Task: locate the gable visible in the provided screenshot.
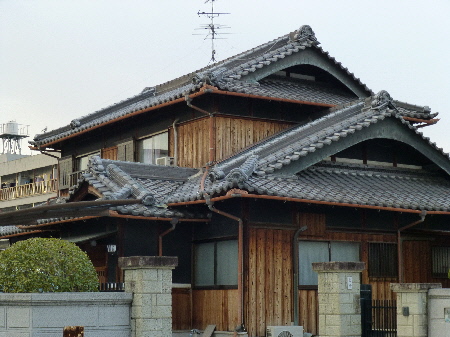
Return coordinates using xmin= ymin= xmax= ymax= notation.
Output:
xmin=238 ymin=47 xmax=369 ymax=98
xmin=205 ymin=91 xmax=450 ymax=181
xmin=276 ymin=116 xmax=450 ymax=176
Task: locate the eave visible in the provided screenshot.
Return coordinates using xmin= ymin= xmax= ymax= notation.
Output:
xmin=32 ymin=85 xmax=337 ymax=150
xmin=168 ymin=193 xmax=450 ymax=215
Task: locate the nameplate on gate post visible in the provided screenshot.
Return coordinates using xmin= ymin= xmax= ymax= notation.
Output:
xmin=63 ymin=326 xmax=84 ymax=337
xmin=347 ymin=276 xmax=353 ymax=290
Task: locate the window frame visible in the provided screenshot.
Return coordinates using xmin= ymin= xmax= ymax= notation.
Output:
xmin=76 ymin=151 xmax=101 ymax=172
xmin=136 ymin=131 xmax=169 ymax=165
xmin=193 ymin=238 xmax=238 ymax=290
xmin=368 ymin=242 xmax=398 ymax=279
xmin=431 ymin=246 xmax=450 ymax=278
xmin=298 ymin=240 xmax=361 ymax=288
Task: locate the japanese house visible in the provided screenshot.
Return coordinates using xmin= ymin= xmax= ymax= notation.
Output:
xmin=1 ymin=25 xmax=450 ymax=336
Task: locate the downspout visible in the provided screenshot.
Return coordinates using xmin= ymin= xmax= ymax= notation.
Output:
xmin=158 ymin=218 xmax=179 ymax=256
xmin=185 ymin=94 xmax=215 ymax=164
xmin=172 ymin=119 xmax=180 ymax=166
xmin=397 ymin=210 xmax=426 ymax=282
xmin=207 ymin=199 xmax=245 ymax=332
xmin=292 ymin=226 xmax=308 ymax=326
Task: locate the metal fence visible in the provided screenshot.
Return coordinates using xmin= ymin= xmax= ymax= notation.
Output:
xmin=371 ymin=299 xmax=397 ymax=337
xmin=361 ymin=284 xmax=397 ymax=337
xmin=98 ymin=282 xmax=125 ymax=292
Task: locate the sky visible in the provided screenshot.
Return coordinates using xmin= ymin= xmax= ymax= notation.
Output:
xmin=1 ymin=0 xmax=449 ymax=155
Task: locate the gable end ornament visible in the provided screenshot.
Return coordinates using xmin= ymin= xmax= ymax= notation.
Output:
xmin=369 ymin=90 xmax=396 ymax=110
xmin=225 ymin=154 xmax=259 ymax=183
xmin=289 ymin=25 xmax=319 ymax=45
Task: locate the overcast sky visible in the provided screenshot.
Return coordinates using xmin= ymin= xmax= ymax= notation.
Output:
xmin=1 ymin=0 xmax=449 ymax=155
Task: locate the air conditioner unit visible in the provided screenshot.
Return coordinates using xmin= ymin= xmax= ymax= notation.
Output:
xmin=266 ymin=326 xmax=303 ymax=337
xmin=155 ymin=156 xmax=174 ymax=166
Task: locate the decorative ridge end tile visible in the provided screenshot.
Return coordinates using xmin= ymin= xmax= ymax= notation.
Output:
xmin=225 ymin=154 xmax=259 ymax=183
xmin=288 ymin=25 xmax=320 ymax=46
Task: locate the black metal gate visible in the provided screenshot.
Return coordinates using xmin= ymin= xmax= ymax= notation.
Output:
xmin=361 ymin=284 xmax=397 ymax=337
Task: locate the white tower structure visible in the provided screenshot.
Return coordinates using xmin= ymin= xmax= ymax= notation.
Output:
xmin=0 ymin=121 xmax=29 ymax=155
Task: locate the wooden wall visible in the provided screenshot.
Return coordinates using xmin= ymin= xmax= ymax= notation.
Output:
xmin=169 ymin=116 xmax=293 ymax=168
xmin=294 ymin=213 xmax=399 ymax=335
xmin=192 ymin=289 xmax=239 ymax=332
xmin=246 ymin=227 xmax=294 ymax=337
xmin=298 ymin=290 xmax=318 ymax=335
xmin=172 ymin=211 xmax=450 ymax=336
xmin=403 ymin=239 xmax=450 ymax=288
xmin=172 ymin=287 xmax=192 ymax=330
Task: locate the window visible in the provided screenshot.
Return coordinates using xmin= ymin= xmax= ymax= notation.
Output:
xmin=136 ymin=132 xmax=168 ymax=165
xmin=194 ymin=240 xmax=238 ymax=288
xmin=368 ymin=242 xmax=397 ymax=278
xmin=299 ymin=241 xmax=360 ymax=286
xmin=77 ymin=152 xmax=100 ymax=171
xmin=432 ymin=246 xmax=450 ymax=278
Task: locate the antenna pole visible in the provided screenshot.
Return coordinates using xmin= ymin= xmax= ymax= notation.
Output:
xmin=196 ymin=0 xmax=230 ymax=63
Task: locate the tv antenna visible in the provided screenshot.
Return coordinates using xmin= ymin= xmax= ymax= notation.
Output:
xmin=196 ymin=0 xmax=230 ymax=63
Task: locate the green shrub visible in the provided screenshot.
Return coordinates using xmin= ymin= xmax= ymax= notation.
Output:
xmin=0 ymin=238 xmax=99 ymax=293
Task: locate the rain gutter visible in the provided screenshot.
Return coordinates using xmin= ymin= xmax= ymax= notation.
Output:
xmin=0 ymin=230 xmax=44 ymax=239
xmin=33 ymin=89 xmax=209 ymax=149
xmin=168 ymin=193 xmax=450 ymax=215
xmin=16 ymin=216 xmax=102 ymax=229
xmin=33 ymin=84 xmax=336 ymax=151
xmin=108 ymin=211 xmax=210 ymax=222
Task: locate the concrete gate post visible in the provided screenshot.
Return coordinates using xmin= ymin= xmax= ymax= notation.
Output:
xmin=312 ymin=261 xmax=365 ymax=337
xmin=119 ymin=256 xmax=178 ymax=337
xmin=390 ymin=283 xmax=441 ymax=337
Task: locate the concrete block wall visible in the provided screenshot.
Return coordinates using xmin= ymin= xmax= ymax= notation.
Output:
xmin=119 ymin=256 xmax=178 ymax=337
xmin=0 ymin=292 xmax=132 ymax=337
xmin=313 ymin=261 xmax=365 ymax=337
xmin=427 ymin=288 xmax=450 ymax=337
xmin=391 ymin=283 xmax=441 ymax=337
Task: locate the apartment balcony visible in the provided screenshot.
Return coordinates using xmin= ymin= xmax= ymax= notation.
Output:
xmin=0 ymin=179 xmax=58 ymax=202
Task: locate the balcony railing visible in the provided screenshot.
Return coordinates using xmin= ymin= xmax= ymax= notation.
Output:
xmin=66 ymin=170 xmax=85 ymax=190
xmin=0 ymin=179 xmax=58 ymax=201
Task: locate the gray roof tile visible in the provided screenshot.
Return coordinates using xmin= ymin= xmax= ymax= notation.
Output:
xmin=31 ymin=25 xmax=375 ymax=147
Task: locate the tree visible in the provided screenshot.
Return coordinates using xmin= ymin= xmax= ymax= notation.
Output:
xmin=0 ymin=238 xmax=99 ymax=293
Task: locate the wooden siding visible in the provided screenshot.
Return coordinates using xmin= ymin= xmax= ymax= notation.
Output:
xmin=246 ymin=228 xmax=294 ymax=337
xmin=403 ymin=239 xmax=450 ymax=288
xmin=298 ymin=290 xmax=318 ymax=335
xmin=170 ymin=116 xmax=293 ymax=168
xmin=294 ymin=213 xmax=399 ymax=334
xmin=192 ymin=289 xmax=238 ymax=332
xmin=172 ymin=287 xmax=192 ymax=330
xmin=101 ymin=146 xmax=118 ymax=160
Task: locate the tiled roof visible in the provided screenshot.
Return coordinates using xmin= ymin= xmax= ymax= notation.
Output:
xmin=70 ymin=157 xmax=205 ymax=218
xmin=221 ymin=77 xmax=357 ymax=106
xmin=31 ymin=25 xmax=375 ymax=147
xmin=0 ymin=225 xmax=32 ymax=236
xmin=245 ymin=162 xmax=450 ymax=211
xmin=164 ymin=91 xmax=450 ymax=213
xmin=206 ymin=91 xmax=448 ymax=179
xmin=11 ymin=89 xmax=450 ymax=234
